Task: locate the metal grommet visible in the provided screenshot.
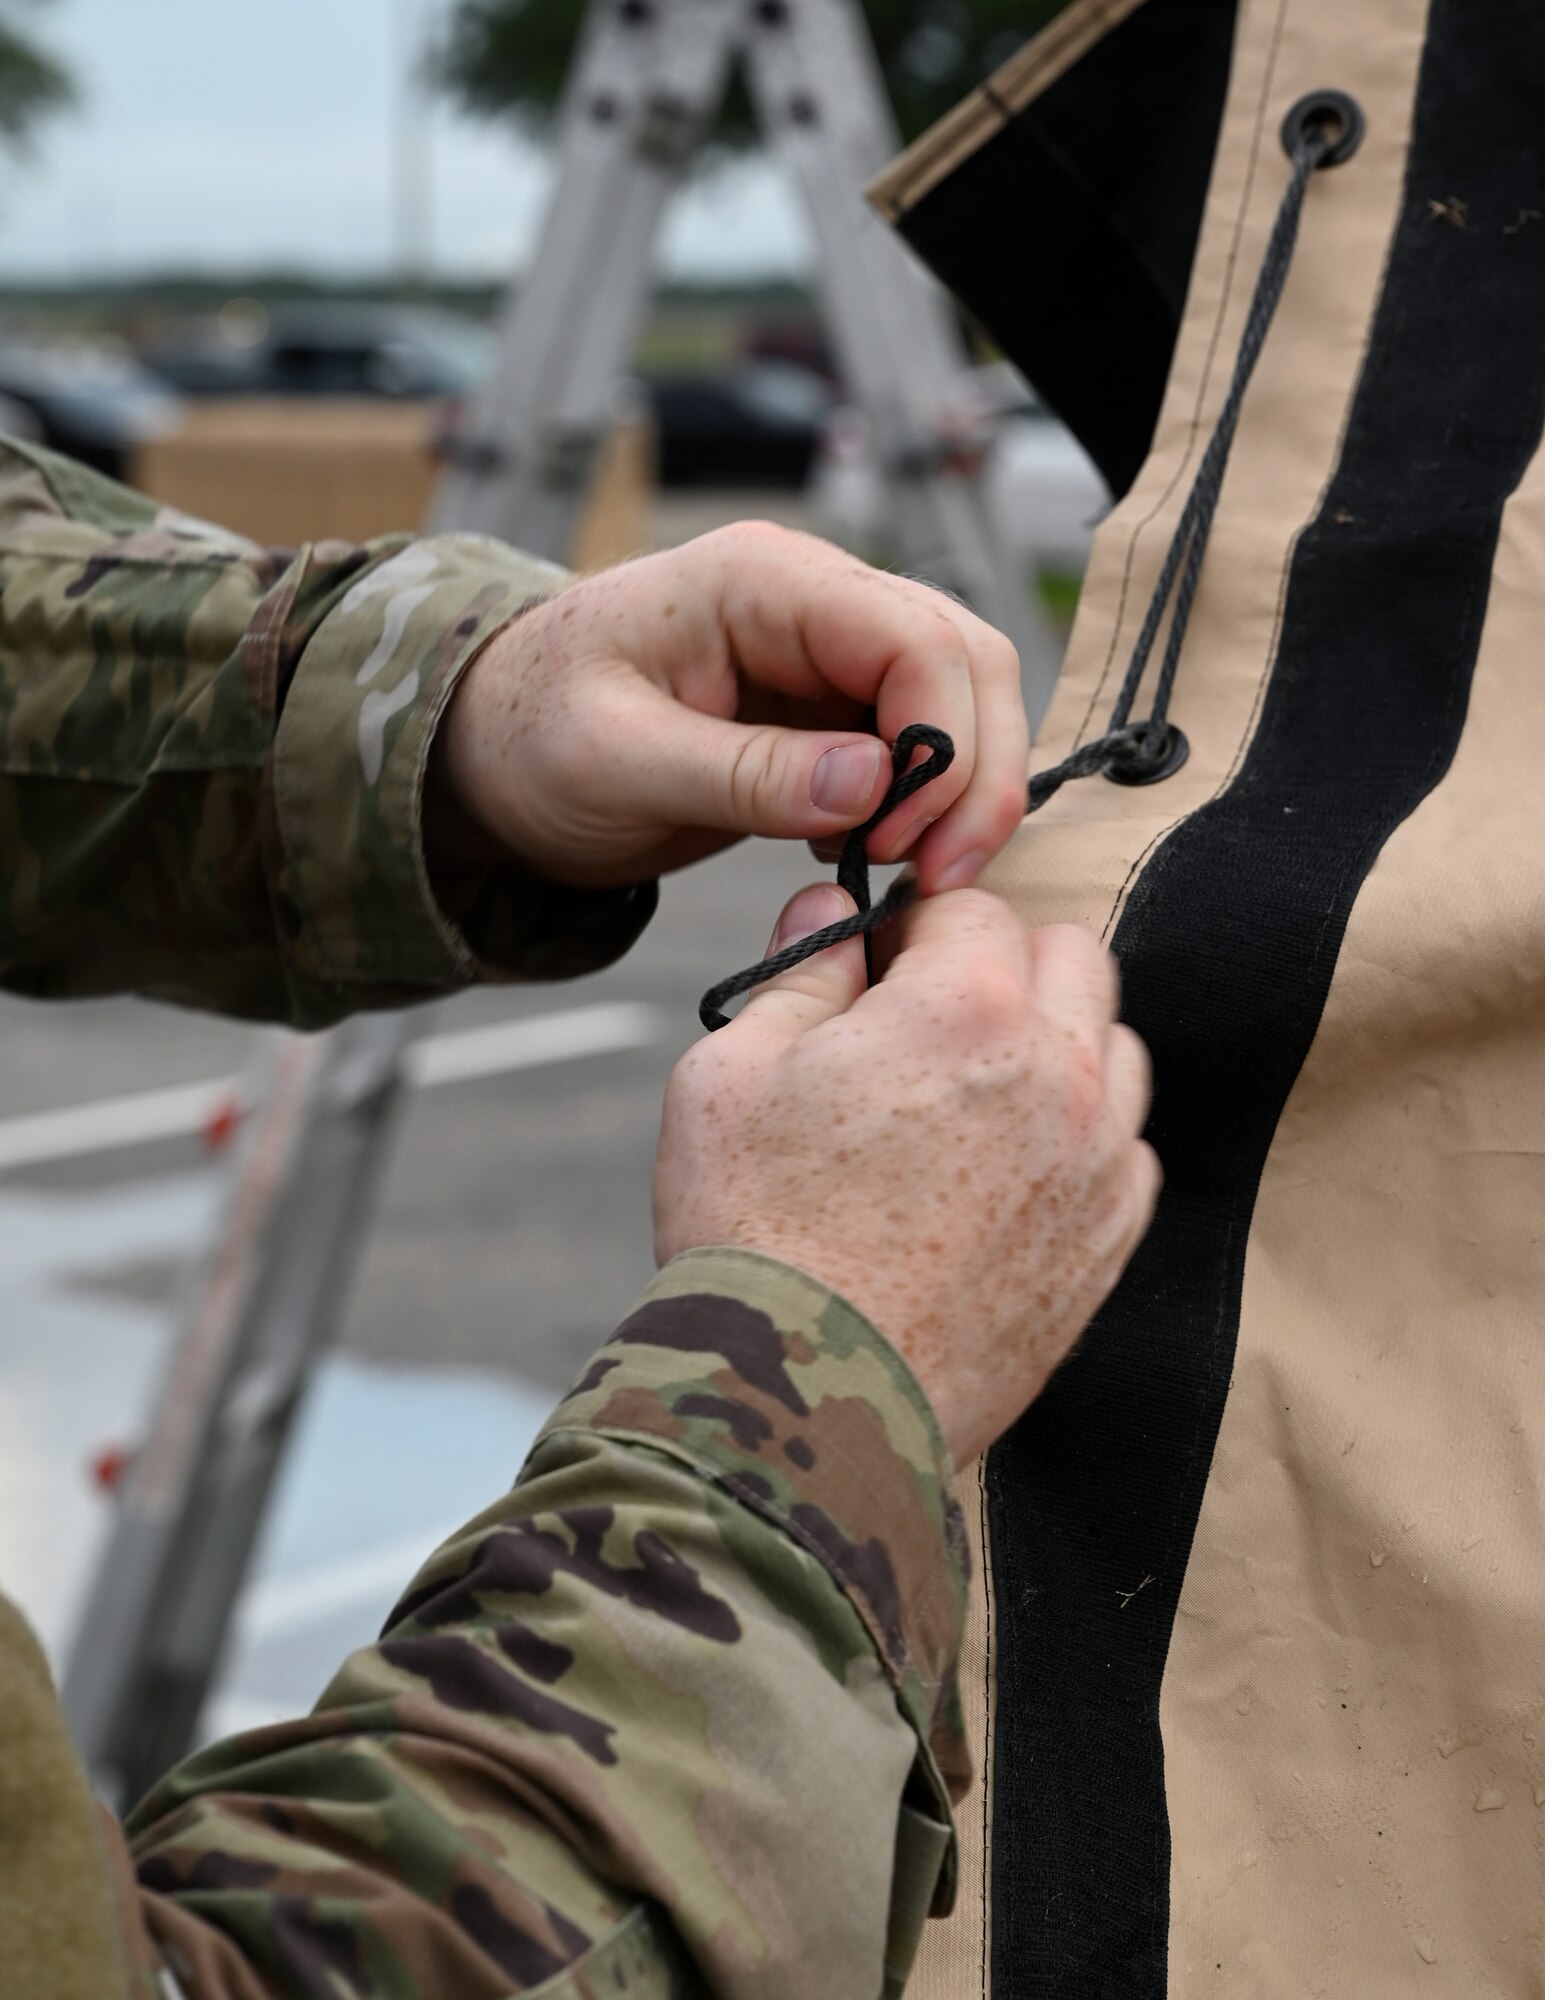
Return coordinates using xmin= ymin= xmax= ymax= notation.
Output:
xmin=1105 ymin=723 xmax=1191 ymax=787
xmin=1281 ymin=89 xmax=1365 ymax=168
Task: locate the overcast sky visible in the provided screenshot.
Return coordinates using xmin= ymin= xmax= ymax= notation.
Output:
xmin=0 ymin=0 xmax=812 ymax=282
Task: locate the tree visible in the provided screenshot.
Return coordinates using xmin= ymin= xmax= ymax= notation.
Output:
xmin=0 ymin=1 xmax=72 ymax=155
xmin=432 ymin=0 xmax=1066 ymax=150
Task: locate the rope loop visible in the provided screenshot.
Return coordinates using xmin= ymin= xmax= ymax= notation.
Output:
xmin=698 ymin=724 xmax=952 ymax=1030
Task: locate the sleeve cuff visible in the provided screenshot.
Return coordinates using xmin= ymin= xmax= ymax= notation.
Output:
xmin=272 ymin=532 xmax=654 ymax=1000
xmin=532 ymin=1246 xmax=971 ymax=1874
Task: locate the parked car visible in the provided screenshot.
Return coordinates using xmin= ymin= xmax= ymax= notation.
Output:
xmin=643 ymin=360 xmax=833 ymax=488
xmin=812 ymin=361 xmax=1108 ymax=578
xmin=0 ymin=343 xmax=182 ymax=479
xmin=143 ymin=305 xmax=496 ymax=404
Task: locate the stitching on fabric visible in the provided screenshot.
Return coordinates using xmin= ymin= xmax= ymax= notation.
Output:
xmin=1004 ymin=0 xmax=1132 ymax=104
xmin=1097 ymin=529 xmax=1280 ymax=944
xmin=1068 ymin=0 xmax=1290 ymax=756
xmin=1215 ymin=165 xmax=1409 ymax=799
xmin=1098 ymin=818 xmax=1181 ymax=944
xmin=1106 ymin=31 xmax=1401 ymax=941
xmin=878 ymin=0 xmax=1139 ymax=213
xmin=1097 ymin=487 xmax=1286 ymax=944
xmin=1118 ymin=5 xmax=1291 ymax=1973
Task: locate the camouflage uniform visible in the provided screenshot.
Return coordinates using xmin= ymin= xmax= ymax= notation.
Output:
xmin=0 ymin=439 xmax=968 ymax=1999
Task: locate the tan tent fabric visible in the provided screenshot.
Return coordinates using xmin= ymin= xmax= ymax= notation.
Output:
xmin=1162 ymin=479 xmax=1545 ymax=1992
xmin=898 ymin=0 xmax=1545 ymax=1990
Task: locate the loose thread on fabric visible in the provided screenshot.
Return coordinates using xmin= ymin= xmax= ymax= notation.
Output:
xmin=700 ymin=117 xmax=1332 ymax=1033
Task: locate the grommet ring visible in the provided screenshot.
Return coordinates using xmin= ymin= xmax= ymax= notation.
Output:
xmin=1105 ymin=722 xmax=1191 ymax=787
xmin=1281 ymin=89 xmax=1365 ymax=168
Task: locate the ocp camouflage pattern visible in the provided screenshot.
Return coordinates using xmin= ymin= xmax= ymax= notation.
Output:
xmin=0 ymin=436 xmax=653 ymax=1028
xmin=124 ymin=1251 xmax=966 ymax=1998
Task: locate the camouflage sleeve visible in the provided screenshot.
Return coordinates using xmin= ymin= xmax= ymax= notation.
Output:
xmin=0 ymin=436 xmax=655 ymax=1026
xmin=120 ymin=1248 xmax=970 ymax=2000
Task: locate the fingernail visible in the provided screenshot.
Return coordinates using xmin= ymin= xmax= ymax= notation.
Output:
xmin=771 ymin=884 xmax=848 ymax=951
xmin=934 ymin=846 xmax=988 ymax=893
xmin=811 ymin=741 xmax=884 ymax=816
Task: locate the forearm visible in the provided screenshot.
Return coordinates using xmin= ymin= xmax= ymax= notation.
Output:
xmin=120 ymin=1250 xmax=969 ymax=1999
xmin=0 ymin=438 xmax=653 ymax=1026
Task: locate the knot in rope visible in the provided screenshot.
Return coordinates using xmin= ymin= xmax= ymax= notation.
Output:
xmin=698 ymin=723 xmax=953 ymax=1030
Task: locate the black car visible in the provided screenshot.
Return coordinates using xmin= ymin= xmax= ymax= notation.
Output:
xmin=0 ymin=344 xmax=182 ymax=479
xmin=643 ymin=361 xmax=833 ymax=487
xmin=144 ymin=306 xmax=496 ymax=403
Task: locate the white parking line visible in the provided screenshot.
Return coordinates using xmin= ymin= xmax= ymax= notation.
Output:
xmin=0 ymin=1079 xmax=234 ymax=1175
xmin=0 ymin=1001 xmax=663 ymax=1175
xmin=402 ymin=1003 xmax=659 ymax=1089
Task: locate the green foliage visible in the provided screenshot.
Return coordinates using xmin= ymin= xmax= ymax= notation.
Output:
xmin=0 ymin=2 xmax=73 ymax=154
xmin=432 ymin=0 xmax=1068 ymax=148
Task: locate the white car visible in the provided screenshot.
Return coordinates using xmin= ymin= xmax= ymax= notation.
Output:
xmin=811 ymin=361 xmax=1108 ymax=581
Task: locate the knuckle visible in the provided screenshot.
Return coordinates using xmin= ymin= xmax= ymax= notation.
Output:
xmin=725 ymin=723 xmax=789 ymax=820
xmin=911 ymin=574 xmax=969 ymax=611
xmin=990 ymin=780 xmax=1030 ymax=844
xmin=948 ymin=957 xmax=1026 ymax=1040
xmin=717 ymin=517 xmax=798 ymax=559
xmin=919 ymin=593 xmax=968 ymax=645
xmin=970 ymin=625 xmax=1020 ymax=686
xmin=1036 ymin=919 xmax=1099 ymax=957
xmin=1046 ymin=922 xmax=1119 ymax=1006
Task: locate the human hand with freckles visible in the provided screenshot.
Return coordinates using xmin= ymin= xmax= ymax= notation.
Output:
xmin=654 ymin=884 xmax=1161 ymax=1467
xmin=428 ymin=520 xmax=1028 ymax=895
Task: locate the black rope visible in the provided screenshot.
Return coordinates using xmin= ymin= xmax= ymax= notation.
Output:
xmin=700 ymin=118 xmax=1334 ymax=1032
xmin=699 ymin=724 xmax=953 ymax=1030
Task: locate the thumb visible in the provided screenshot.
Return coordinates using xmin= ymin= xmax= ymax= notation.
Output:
xmin=729 ymin=884 xmax=868 ymax=1046
xmin=616 ymin=679 xmax=889 ymax=841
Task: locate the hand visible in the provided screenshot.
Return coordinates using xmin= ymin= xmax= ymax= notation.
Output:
xmin=431 ymin=522 xmax=1028 ymax=894
xmin=654 ymin=885 xmax=1160 ymax=1467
